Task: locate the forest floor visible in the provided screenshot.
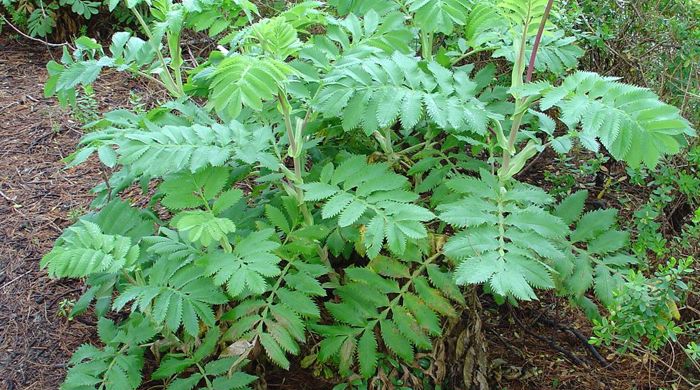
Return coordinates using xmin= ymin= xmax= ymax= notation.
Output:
xmin=0 ymin=38 xmax=136 ymax=389
xmin=0 ymin=38 xmax=695 ymax=389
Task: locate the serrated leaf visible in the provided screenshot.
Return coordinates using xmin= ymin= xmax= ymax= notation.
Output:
xmin=317 ymin=336 xmax=345 ymax=363
xmin=167 ymin=374 xmax=203 ymax=390
xmin=544 ymin=71 xmax=694 ymax=168
xmin=265 ymin=205 xmax=291 ymax=233
xmin=302 ymin=182 xmax=339 ymax=201
xmin=506 ymin=209 xmax=568 ymax=238
xmin=152 ymin=355 xmax=195 ymax=380
xmin=358 ymin=329 xmax=378 ymax=378
xmin=426 ymin=264 xmax=464 ymax=304
xmin=209 ymin=56 xmax=293 ymax=121
xmin=213 ymin=189 xmax=243 ymax=215
xmin=403 ymin=293 xmax=441 ymax=335
xmin=193 ymin=327 xmax=220 ymax=362
xmin=276 ymin=287 xmax=319 ymax=318
xmin=392 ymin=306 xmax=432 ymax=350
xmin=338 ymin=336 xmax=356 ymax=374
xmin=172 ymin=211 xmax=236 ymax=247
xmin=211 ymin=372 xmax=258 ymax=389
xmin=160 ymin=167 xmax=230 ymax=211
xmin=338 ymin=200 xmax=367 ymax=227
xmin=554 ymin=190 xmax=588 ymax=225
xmin=380 ymin=320 xmax=413 ymax=361
xmin=260 ymin=333 xmax=290 ymax=369
xmin=571 ymin=209 xmax=617 ymax=243
xmin=322 ymin=193 xmax=354 ymax=219
xmin=267 ymin=322 xmax=300 ymax=355
xmin=565 ymin=256 xmax=594 ymax=296
xmin=368 ymin=256 xmax=410 ymax=278
xmin=587 ymin=230 xmax=629 ymax=254
xmin=490 ymin=267 xmax=537 ymax=301
xmin=593 ymin=264 xmax=622 ymax=307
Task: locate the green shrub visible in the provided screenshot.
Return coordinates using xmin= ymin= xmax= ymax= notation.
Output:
xmin=591 ymin=257 xmax=693 ymax=352
xmin=40 ymin=0 xmax=696 ymax=388
xmin=1 ymin=0 xmax=120 ymax=38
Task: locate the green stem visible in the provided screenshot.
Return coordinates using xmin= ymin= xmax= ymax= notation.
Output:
xmin=168 ymin=31 xmax=184 ymax=92
xmin=501 ymin=109 xmax=527 ymax=172
xmin=397 ymin=140 xmax=434 ymax=155
xmin=383 ymin=127 xmax=394 ymax=154
xmin=372 ymin=128 xmax=398 ymax=162
xmin=377 ymin=252 xmax=442 ymax=322
xmin=511 ymin=11 xmax=531 ymax=90
xmin=99 ymin=345 xmax=130 ymax=389
xmin=219 ymin=238 xmax=233 ymax=253
xmin=451 ymin=46 xmax=497 ymax=66
xmin=134 ymin=70 xmax=168 ymax=89
xmin=497 ymin=192 xmax=507 ymax=258
xmin=196 ymin=362 xmax=214 ymax=389
xmin=264 ymin=263 xmax=293 ymax=308
xmin=121 ymin=269 xmax=139 ymax=286
xmin=131 ymin=8 xmax=183 ymax=98
xmin=225 ymin=260 xmax=297 ymax=377
xmin=421 ymin=31 xmax=434 ymax=61
xmin=278 ymin=91 xmax=313 ymax=226
xmin=501 ymin=1 xmax=552 ymax=176
xmin=436 ymin=150 xmax=462 ymax=176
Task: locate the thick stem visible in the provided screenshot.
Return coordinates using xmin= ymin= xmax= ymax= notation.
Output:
xmin=501 ymin=0 xmax=554 ymax=175
xmin=525 ymin=0 xmax=555 ymax=83
xmin=421 ymin=31 xmax=434 ymax=61
xmin=168 ymin=31 xmax=185 ymax=92
xmin=501 ymin=109 xmax=527 ymax=171
xmin=278 ymin=91 xmax=313 ymax=226
xmin=372 ymin=128 xmax=398 ymax=163
xmin=383 ymin=127 xmax=393 ymax=154
xmin=511 ymin=10 xmax=532 ymax=89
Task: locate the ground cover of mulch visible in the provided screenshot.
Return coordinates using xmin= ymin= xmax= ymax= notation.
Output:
xmin=0 ymin=38 xmax=136 ymax=389
xmin=0 ymin=38 xmax=697 ymax=389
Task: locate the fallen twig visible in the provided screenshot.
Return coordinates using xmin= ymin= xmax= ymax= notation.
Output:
xmin=633 ymin=347 xmax=698 ymax=389
xmin=511 ymin=311 xmax=587 ymax=366
xmin=537 ymin=315 xmax=608 ymax=366
xmin=0 ymin=101 xmax=20 ymax=111
xmin=0 ymin=189 xmax=17 ymax=202
xmin=1 ymin=270 xmax=32 ymax=290
xmin=0 ymin=15 xmax=75 ymax=51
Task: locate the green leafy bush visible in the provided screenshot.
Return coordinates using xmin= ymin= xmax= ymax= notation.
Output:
xmin=2 ymin=0 xmax=117 ymax=38
xmin=40 ymin=0 xmax=696 ymax=388
xmin=591 ymin=257 xmax=693 ymax=352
